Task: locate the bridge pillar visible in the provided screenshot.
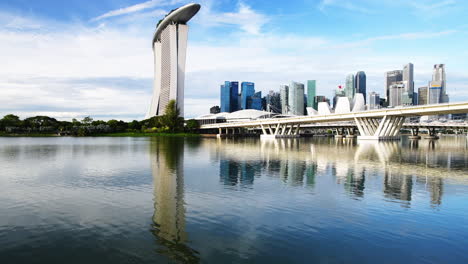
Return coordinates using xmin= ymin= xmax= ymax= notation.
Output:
xmin=425 ymin=127 xmax=439 ymax=140
xmin=408 ymin=127 xmax=421 ymax=140
xmin=260 ymin=123 xmax=301 ymax=139
xmin=355 ymin=115 xmax=404 ymax=140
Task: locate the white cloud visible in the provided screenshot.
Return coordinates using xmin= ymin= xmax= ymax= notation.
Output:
xmin=198 ymin=1 xmax=269 ymax=34
xmin=91 ymin=0 xmax=183 ymax=21
xmin=0 ymin=2 xmax=467 ymax=120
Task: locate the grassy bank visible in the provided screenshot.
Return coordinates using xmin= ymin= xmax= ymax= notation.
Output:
xmin=0 ymin=132 xmax=201 ymax=137
xmin=0 ymin=132 xmax=58 ymax=137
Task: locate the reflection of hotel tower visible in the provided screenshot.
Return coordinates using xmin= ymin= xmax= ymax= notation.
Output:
xmin=150 ymin=138 xmax=199 ymax=262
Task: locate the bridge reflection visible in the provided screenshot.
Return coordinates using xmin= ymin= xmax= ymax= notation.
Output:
xmin=209 ymin=137 xmax=467 ymax=207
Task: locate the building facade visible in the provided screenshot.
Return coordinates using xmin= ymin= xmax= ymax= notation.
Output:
xmin=369 ymin=92 xmax=380 ymax=110
xmin=266 ymin=91 xmax=282 ymax=113
xmin=429 ymin=64 xmax=448 ymax=104
xmin=289 ymin=82 xmax=305 ymax=115
xmin=220 ymin=81 xmax=239 ymax=113
xmin=418 ymin=87 xmax=428 ymax=105
xmin=345 ymin=74 xmax=355 ymax=101
xmin=241 ymin=82 xmax=255 ymax=110
xmin=384 ymin=70 xmax=403 ymax=102
xmin=280 ymin=85 xmax=289 ymax=115
xmin=307 ymin=80 xmax=317 ymax=109
xmin=355 ymin=71 xmax=366 ymax=103
xmin=146 ymin=4 xmax=201 ymax=118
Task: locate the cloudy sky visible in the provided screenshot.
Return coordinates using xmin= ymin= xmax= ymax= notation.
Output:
xmin=1 ymin=0 xmax=467 ymax=120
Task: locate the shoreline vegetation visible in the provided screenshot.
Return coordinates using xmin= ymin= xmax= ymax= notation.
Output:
xmin=0 ymin=100 xmax=202 ymax=138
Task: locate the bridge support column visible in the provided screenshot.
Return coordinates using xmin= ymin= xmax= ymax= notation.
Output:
xmin=355 ymin=115 xmax=404 ymax=140
xmin=346 ymin=127 xmax=357 ymax=139
xmin=408 ymin=127 xmax=421 ymax=140
xmin=425 ymin=127 xmax=439 ymax=140
xmin=260 ymin=123 xmax=301 ymax=139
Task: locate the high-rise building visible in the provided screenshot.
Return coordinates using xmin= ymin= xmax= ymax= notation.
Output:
xmin=241 ymin=82 xmax=255 ymax=110
xmin=250 ymin=91 xmax=263 ymax=110
xmin=403 ymin=63 xmax=414 ymax=96
xmin=280 ymin=85 xmax=289 ymax=115
xmin=307 ymin=80 xmax=316 ymax=109
xmin=389 ymin=82 xmax=406 ymax=107
xmin=418 ymin=87 xmax=428 ymax=105
xmin=384 ymin=70 xmax=403 ymax=101
xmin=355 ymin=71 xmax=366 ymax=103
xmin=289 ymin=82 xmax=305 ymax=115
xmin=429 ymin=64 xmax=448 ymax=104
xmin=146 ymin=4 xmax=201 ymax=118
xmin=220 ymin=81 xmax=239 ymax=113
xmin=369 ymin=92 xmax=380 ymax=110
xmin=345 ymin=74 xmax=355 ymax=101
xmin=333 ymin=85 xmax=346 ymax=109
xmin=266 ymin=91 xmax=281 ymax=113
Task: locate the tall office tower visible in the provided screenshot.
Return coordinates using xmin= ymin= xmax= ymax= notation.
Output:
xmin=355 ymin=71 xmax=366 ymax=103
xmin=418 ymin=87 xmax=428 ymax=105
xmin=266 ymin=91 xmax=282 ymax=113
xmin=333 ymin=85 xmax=346 ymax=109
xmin=146 ymin=4 xmax=201 ymax=118
xmin=403 ymin=63 xmax=414 ymax=96
xmin=429 ymin=64 xmax=448 ymax=103
xmin=345 ymin=74 xmax=355 ymax=101
xmin=289 ymin=82 xmax=305 ymax=115
xmin=280 ymin=85 xmax=289 ymax=115
xmin=307 ymin=80 xmax=317 ymax=109
xmin=220 ymin=81 xmax=239 ymax=113
xmin=389 ymin=82 xmax=406 ymax=107
xmin=384 ymin=70 xmax=403 ymax=101
xmin=241 ymin=82 xmax=255 ymax=110
xmin=250 ymin=91 xmax=263 ymax=110
xmin=369 ymin=92 xmax=380 ymax=110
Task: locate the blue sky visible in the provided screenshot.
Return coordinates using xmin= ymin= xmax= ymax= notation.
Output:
xmin=0 ymin=0 xmax=467 ymax=120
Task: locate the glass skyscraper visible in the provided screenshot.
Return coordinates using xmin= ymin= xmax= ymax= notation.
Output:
xmin=280 ymin=85 xmax=289 ymax=115
xmin=307 ymin=80 xmax=316 ymax=109
xmin=220 ymin=81 xmax=239 ymax=113
xmin=241 ymin=82 xmax=255 ymax=110
xmin=345 ymin=74 xmax=355 ymax=101
xmin=250 ymin=91 xmax=263 ymax=110
xmin=289 ymin=82 xmax=305 ymax=116
xmin=355 ymin=71 xmax=366 ymax=103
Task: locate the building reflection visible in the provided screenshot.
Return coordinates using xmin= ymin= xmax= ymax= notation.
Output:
xmin=209 ymin=136 xmax=468 ymax=208
xmin=383 ymin=171 xmax=413 ymax=207
xmin=150 ymin=137 xmax=200 ymax=263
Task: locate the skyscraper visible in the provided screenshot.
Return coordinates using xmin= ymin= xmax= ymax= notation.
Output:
xmin=384 ymin=70 xmax=403 ymax=101
xmin=250 ymin=91 xmax=263 ymax=110
xmin=289 ymin=81 xmax=305 ymax=115
xmin=389 ymin=82 xmax=406 ymax=107
xmin=355 ymin=71 xmax=366 ymax=103
xmin=280 ymin=85 xmax=289 ymax=115
xmin=266 ymin=91 xmax=281 ymax=113
xmin=146 ymin=4 xmax=201 ymax=118
xmin=307 ymin=80 xmax=316 ymax=109
xmin=429 ymin=64 xmax=448 ymax=104
xmin=220 ymin=81 xmax=239 ymax=113
xmin=369 ymin=92 xmax=380 ymax=110
xmin=418 ymin=87 xmax=428 ymax=105
xmin=241 ymin=82 xmax=255 ymax=110
xmin=345 ymin=74 xmax=355 ymax=101
xmin=402 ymin=63 xmax=414 ymax=105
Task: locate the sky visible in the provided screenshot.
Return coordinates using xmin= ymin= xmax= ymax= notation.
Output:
xmin=0 ymin=0 xmax=467 ymax=120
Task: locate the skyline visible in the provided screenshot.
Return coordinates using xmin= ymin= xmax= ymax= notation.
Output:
xmin=1 ymin=0 xmax=468 ymax=120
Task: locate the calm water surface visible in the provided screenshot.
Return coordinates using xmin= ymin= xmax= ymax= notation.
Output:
xmin=0 ymin=136 xmax=468 ymax=263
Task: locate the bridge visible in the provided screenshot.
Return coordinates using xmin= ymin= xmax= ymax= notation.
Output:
xmin=199 ymin=102 xmax=468 ymax=140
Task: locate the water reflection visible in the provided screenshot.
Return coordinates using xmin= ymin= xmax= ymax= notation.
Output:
xmin=150 ymin=137 xmax=200 ymax=263
xmin=210 ymin=137 xmax=468 ymax=207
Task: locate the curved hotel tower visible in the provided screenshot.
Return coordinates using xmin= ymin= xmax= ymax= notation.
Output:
xmin=146 ymin=3 xmax=201 ymax=118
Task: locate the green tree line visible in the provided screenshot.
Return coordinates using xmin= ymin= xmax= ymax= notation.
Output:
xmin=0 ymin=100 xmax=200 ymax=136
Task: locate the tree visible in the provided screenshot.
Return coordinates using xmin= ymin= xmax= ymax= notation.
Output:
xmin=185 ymin=119 xmax=200 ymax=132
xmin=161 ymin=100 xmax=184 ymax=133
xmin=1 ymin=114 xmax=22 ymax=130
xmin=82 ymin=116 xmax=93 ymax=125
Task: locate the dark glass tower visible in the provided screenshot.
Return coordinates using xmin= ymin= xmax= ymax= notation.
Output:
xmin=355 ymin=71 xmax=366 ymax=103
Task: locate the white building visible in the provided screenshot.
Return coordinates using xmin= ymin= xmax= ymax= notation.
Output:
xmin=146 ymin=3 xmax=201 ymax=118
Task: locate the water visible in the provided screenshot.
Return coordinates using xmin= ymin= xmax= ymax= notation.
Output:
xmin=0 ymin=136 xmax=467 ymax=264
